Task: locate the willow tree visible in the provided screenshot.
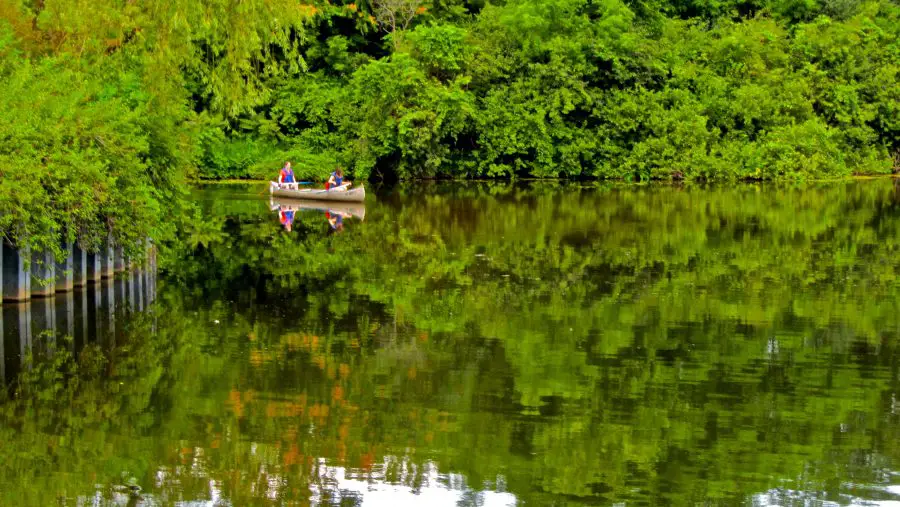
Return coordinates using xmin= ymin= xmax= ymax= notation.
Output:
xmin=0 ymin=0 xmax=320 ymax=254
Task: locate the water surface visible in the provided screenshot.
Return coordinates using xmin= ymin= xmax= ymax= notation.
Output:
xmin=3 ymin=180 xmax=900 ymax=505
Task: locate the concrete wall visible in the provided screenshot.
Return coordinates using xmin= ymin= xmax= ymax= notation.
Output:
xmin=31 ymin=250 xmax=55 ymax=297
xmin=2 ymin=240 xmax=153 ymax=301
xmin=55 ymin=243 xmax=75 ymax=293
xmin=72 ymin=245 xmax=87 ymax=288
xmin=2 ymin=243 xmax=30 ymax=302
xmin=87 ymin=250 xmax=102 ymax=284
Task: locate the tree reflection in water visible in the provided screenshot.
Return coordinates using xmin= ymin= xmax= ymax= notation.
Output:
xmin=2 ymin=180 xmax=900 ymax=505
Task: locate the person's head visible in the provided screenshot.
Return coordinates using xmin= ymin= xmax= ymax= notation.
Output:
xmin=335 ymin=168 xmax=344 ymax=178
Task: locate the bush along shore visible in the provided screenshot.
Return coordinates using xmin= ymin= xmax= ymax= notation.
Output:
xmin=1 ymin=0 xmax=898 ymax=252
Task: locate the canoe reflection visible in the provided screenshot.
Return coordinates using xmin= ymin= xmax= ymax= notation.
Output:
xmin=270 ymin=197 xmax=366 ymax=232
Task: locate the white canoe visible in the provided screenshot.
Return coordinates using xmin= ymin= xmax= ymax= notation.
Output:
xmin=270 ymin=197 xmax=366 ymax=221
xmin=269 ymin=182 xmax=366 ymax=203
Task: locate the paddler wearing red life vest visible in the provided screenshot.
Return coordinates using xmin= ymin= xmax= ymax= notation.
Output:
xmin=278 ymin=161 xmax=295 ymax=184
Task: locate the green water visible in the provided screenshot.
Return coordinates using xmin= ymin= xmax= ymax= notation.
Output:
xmin=3 ymin=180 xmax=900 ymax=506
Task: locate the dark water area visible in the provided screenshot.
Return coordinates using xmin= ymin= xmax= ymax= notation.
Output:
xmin=1 ymin=268 xmax=157 ymax=387
xmin=3 ymin=179 xmax=900 ymax=506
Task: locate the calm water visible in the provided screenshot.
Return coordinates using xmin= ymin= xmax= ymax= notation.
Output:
xmin=2 ymin=180 xmax=900 ymax=506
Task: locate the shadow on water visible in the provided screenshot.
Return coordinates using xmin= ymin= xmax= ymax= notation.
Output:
xmin=3 ymin=179 xmax=900 ymax=505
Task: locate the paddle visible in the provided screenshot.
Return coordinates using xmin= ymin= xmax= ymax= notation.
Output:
xmin=260 ymin=181 xmax=315 ymax=195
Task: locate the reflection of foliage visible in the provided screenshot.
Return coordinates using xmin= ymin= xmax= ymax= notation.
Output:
xmin=184 ymin=210 xmax=229 ymax=250
xmin=0 ymin=311 xmax=181 ymax=505
xmin=2 ymin=181 xmax=900 ymax=505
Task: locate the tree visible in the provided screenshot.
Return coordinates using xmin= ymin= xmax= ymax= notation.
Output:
xmin=372 ymin=0 xmax=424 ymax=34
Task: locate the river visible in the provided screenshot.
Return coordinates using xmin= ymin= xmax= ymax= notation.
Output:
xmin=2 ymin=180 xmax=900 ymax=505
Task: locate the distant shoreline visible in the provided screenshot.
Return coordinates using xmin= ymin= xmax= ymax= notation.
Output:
xmin=192 ymin=174 xmax=900 ymax=185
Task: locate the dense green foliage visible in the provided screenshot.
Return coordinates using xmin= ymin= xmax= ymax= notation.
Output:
xmin=194 ymin=0 xmax=900 ymax=181
xmin=0 ymin=0 xmax=313 ymax=253
xmin=2 ymin=0 xmax=899 ymax=251
xmin=2 ymin=181 xmax=900 ymax=504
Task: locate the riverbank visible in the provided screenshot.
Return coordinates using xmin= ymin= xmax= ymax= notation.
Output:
xmin=193 ymin=173 xmax=900 ymax=186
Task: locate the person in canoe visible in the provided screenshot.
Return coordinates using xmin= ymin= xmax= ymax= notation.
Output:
xmin=278 ymin=161 xmax=295 ymax=185
xmin=325 ymin=168 xmax=351 ymax=190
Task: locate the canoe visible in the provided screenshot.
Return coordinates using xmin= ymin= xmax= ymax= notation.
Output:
xmin=269 ymin=182 xmax=366 ymax=203
xmin=270 ymin=197 xmax=366 ymax=221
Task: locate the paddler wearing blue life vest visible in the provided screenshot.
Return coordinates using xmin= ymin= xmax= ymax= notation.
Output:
xmin=278 ymin=161 xmax=295 ymax=184
xmin=325 ymin=168 xmax=350 ymax=190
